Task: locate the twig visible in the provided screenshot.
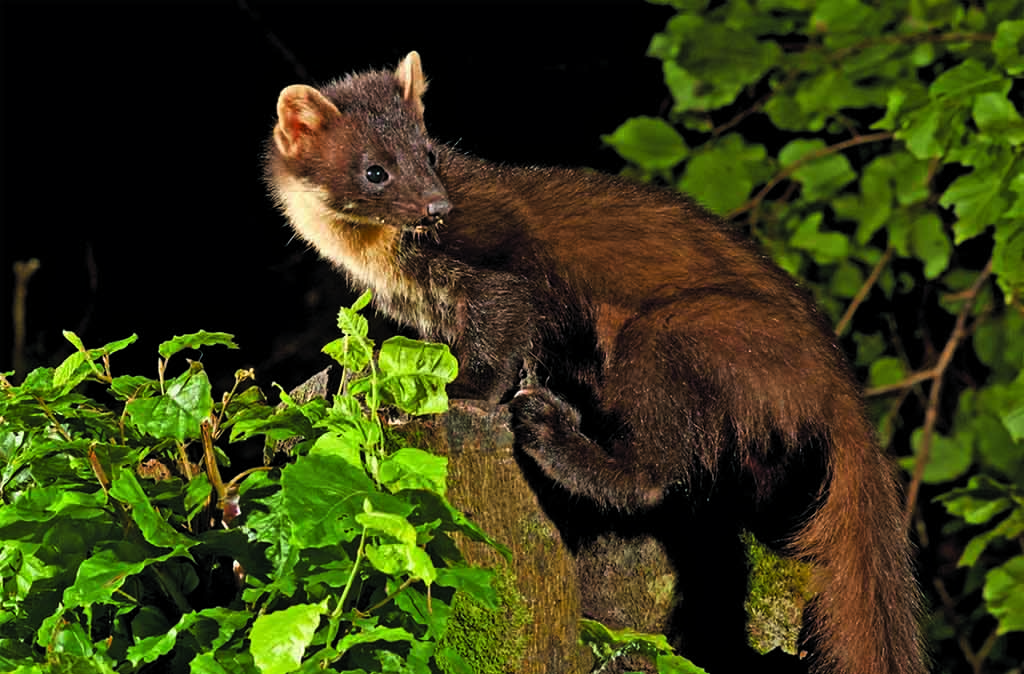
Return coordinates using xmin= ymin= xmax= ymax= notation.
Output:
xmin=835 ymin=247 xmax=893 ymax=336
xmin=12 ymin=258 xmax=40 ymax=377
xmin=902 ymin=260 xmax=993 ymax=529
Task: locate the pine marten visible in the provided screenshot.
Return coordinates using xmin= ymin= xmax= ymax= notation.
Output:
xmin=264 ymin=51 xmax=925 ymax=674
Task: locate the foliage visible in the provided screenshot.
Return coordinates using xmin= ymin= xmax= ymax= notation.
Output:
xmin=0 ymin=290 xmax=509 ymax=673
xmin=604 ymin=1 xmax=1024 ymax=671
xmin=579 ymin=619 xmax=706 ymax=674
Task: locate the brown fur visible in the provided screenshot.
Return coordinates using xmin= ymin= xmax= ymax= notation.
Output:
xmin=264 ymin=51 xmax=926 ymax=674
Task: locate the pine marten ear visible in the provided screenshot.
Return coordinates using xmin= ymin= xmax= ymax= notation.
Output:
xmin=396 ymin=51 xmax=427 ymax=116
xmin=274 ymin=84 xmax=340 ymax=159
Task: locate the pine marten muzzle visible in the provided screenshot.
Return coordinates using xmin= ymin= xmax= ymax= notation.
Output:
xmin=264 ymin=51 xmax=926 ymax=674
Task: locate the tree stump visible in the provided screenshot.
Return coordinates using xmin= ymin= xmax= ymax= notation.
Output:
xmin=397 ymin=399 xmax=679 ymax=674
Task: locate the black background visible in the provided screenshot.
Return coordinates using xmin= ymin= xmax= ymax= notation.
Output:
xmin=1 ymin=0 xmax=675 ymax=389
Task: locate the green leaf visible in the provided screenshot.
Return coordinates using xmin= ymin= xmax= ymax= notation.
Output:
xmin=365 ymin=542 xmax=436 ymax=585
xmin=280 ymin=451 xmax=410 ymax=547
xmin=992 ymin=221 xmax=1024 ymax=301
xmin=651 ymin=14 xmax=781 ymax=112
xmin=789 ymin=212 xmax=849 ymax=265
xmin=779 ymin=139 xmax=856 ymax=201
xmin=676 ymin=134 xmax=770 ymax=215
xmin=602 ymin=117 xmax=688 ymax=171
xmin=983 ymin=556 xmax=1024 ymax=634
xmin=868 ymin=357 xmax=906 ymax=388
xmin=53 ymin=332 xmax=139 ymax=394
xmin=109 ymin=471 xmax=197 ymax=553
xmin=579 ymin=617 xmax=676 ymax=663
xmin=61 ymin=541 xmax=188 ymax=609
xmin=249 ymin=602 xmax=324 ymax=674
xmin=972 ymin=310 xmax=1024 ymax=373
xmin=0 ymin=486 xmax=107 ymax=532
xmin=356 ymin=507 xmax=418 ymax=547
xmin=993 ymin=19 xmax=1024 ymax=75
xmin=1003 ymin=401 xmax=1024 ymax=443
xmin=973 ymin=92 xmax=1024 ymax=144
xmin=126 ymin=367 xmax=213 ymax=442
xmin=939 ymin=149 xmax=1016 ymax=243
xmin=325 ymin=291 xmax=375 ymax=373
xmin=899 ymin=428 xmax=972 ymax=483
xmin=828 ymin=261 xmax=864 ymax=299
xmin=909 ymin=213 xmax=952 ymax=279
xmin=380 ymin=447 xmax=448 ymax=495
xmin=109 ymin=374 xmax=160 ymax=401
xmin=929 ymin=58 xmax=1008 ymax=102
xmin=336 ymin=624 xmax=415 ymax=656
xmin=126 ymin=607 xmax=251 ymax=667
xmin=157 ymin=331 xmax=238 ymax=360
xmin=435 ymin=566 xmax=500 ymax=610
xmin=376 ymin=336 xmax=458 ymax=415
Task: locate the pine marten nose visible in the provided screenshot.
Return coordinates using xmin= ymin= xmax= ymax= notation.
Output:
xmin=427 ymin=196 xmax=451 ymax=217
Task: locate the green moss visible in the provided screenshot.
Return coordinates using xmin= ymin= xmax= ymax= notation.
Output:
xmin=436 ymin=564 xmax=532 ymax=673
xmin=742 ymin=530 xmax=815 ymax=656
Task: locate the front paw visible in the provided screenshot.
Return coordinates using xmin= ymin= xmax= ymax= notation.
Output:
xmin=509 ymin=387 xmax=582 ymax=453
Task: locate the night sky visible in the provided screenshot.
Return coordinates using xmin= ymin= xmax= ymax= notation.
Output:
xmin=1 ymin=0 xmax=674 ymax=388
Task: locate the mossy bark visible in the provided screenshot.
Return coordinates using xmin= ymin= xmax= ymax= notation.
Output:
xmin=396 ymin=399 xmax=680 ymax=674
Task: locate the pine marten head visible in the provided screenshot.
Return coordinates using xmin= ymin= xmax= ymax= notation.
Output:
xmin=265 ymin=51 xmax=450 ymax=256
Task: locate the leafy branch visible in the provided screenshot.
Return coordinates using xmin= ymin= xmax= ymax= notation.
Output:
xmin=608 ymin=2 xmax=1024 ymax=670
xmin=0 ymin=293 xmax=508 ymax=673
xmin=726 ymin=131 xmax=893 ymax=222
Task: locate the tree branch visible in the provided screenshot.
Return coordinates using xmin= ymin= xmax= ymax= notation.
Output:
xmin=835 ymin=247 xmax=893 ymax=336
xmin=901 ymin=260 xmax=993 ymax=529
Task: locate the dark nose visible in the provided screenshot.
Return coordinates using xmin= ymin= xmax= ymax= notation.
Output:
xmin=427 ymin=196 xmax=451 ymax=217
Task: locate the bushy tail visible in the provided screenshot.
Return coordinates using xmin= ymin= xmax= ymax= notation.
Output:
xmin=792 ymin=400 xmax=926 ymax=674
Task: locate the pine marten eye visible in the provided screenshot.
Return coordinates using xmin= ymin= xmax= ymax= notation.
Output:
xmin=366 ymin=165 xmax=389 ymax=184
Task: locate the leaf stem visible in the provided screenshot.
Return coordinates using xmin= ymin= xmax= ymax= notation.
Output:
xmin=336 ymin=528 xmax=367 ymax=619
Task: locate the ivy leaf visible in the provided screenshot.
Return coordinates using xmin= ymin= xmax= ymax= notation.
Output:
xmin=602 ymin=117 xmax=688 ymax=170
xmin=249 ymin=602 xmax=324 ymax=674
